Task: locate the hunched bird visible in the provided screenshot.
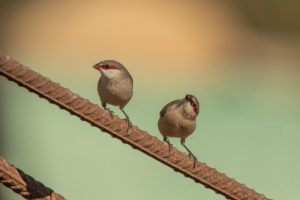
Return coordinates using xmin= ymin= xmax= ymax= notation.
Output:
xmin=93 ymin=60 xmax=133 ymax=134
xmin=158 ymin=94 xmax=199 ymax=167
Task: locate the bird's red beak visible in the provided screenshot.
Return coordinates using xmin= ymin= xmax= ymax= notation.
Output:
xmin=93 ymin=64 xmax=101 ymax=71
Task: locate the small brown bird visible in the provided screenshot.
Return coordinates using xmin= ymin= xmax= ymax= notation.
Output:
xmin=93 ymin=60 xmax=133 ymax=133
xmin=158 ymin=94 xmax=199 ymax=167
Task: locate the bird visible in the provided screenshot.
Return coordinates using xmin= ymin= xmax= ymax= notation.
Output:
xmin=158 ymin=94 xmax=199 ymax=167
xmin=93 ymin=60 xmax=133 ymax=134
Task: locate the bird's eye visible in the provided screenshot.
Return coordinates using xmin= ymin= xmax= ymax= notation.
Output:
xmin=105 ymin=65 xmax=109 ymax=69
xmin=193 ymin=104 xmax=196 ymax=107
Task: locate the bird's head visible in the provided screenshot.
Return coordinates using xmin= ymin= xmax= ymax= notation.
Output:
xmin=93 ymin=60 xmax=123 ymax=79
xmin=185 ymin=94 xmax=200 ymax=115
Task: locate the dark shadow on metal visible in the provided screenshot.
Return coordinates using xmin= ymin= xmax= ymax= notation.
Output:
xmin=0 ymin=156 xmax=65 ymax=200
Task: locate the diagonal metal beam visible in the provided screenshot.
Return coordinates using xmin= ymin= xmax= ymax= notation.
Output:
xmin=0 ymin=52 xmax=270 ymax=200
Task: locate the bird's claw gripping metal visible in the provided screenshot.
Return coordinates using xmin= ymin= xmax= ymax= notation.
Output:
xmin=166 ymin=141 xmax=173 ymax=153
xmin=188 ymin=153 xmax=197 ymax=168
xmin=182 ymin=143 xmax=197 ymax=168
xmin=104 ymin=108 xmax=114 ymax=118
xmin=124 ymin=118 xmax=132 ymax=136
xmin=163 ymin=137 xmax=173 ymax=153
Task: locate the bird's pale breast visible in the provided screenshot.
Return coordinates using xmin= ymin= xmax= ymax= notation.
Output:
xmin=158 ymin=106 xmax=196 ymax=139
xmin=98 ymin=76 xmax=133 ymax=108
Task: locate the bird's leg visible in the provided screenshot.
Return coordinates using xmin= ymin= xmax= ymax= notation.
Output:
xmin=163 ymin=136 xmax=173 ymax=153
xmin=181 ymin=138 xmax=197 ymax=168
xmin=102 ymin=103 xmax=114 ymax=118
xmin=120 ymin=107 xmax=132 ymax=135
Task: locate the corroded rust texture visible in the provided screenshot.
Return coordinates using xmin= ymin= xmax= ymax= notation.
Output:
xmin=0 ymin=156 xmax=65 ymax=200
xmin=0 ymin=52 xmax=270 ymax=200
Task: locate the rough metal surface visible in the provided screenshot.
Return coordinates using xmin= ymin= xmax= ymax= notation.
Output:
xmin=0 ymin=156 xmax=65 ymax=200
xmin=0 ymin=52 xmax=270 ymax=200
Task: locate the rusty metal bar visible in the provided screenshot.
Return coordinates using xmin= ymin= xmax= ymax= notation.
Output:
xmin=0 ymin=156 xmax=65 ymax=200
xmin=0 ymin=52 xmax=270 ymax=200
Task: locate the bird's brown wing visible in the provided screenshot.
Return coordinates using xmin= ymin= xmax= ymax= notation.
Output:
xmin=160 ymin=99 xmax=180 ymax=117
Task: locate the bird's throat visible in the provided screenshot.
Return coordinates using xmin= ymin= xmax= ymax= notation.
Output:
xmin=101 ymin=69 xmax=121 ymax=79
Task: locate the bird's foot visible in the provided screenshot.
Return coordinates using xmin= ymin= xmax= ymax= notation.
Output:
xmin=166 ymin=141 xmax=173 ymax=153
xmin=163 ymin=137 xmax=173 ymax=153
xmin=188 ymin=153 xmax=197 ymax=168
xmin=124 ymin=118 xmax=132 ymax=136
xmin=104 ymin=108 xmax=114 ymax=118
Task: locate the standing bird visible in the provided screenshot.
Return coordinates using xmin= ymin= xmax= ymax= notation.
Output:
xmin=158 ymin=94 xmax=199 ymax=167
xmin=93 ymin=60 xmax=133 ymax=134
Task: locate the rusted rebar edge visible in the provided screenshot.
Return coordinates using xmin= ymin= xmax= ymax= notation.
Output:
xmin=0 ymin=156 xmax=65 ymax=200
xmin=0 ymin=52 xmax=270 ymax=200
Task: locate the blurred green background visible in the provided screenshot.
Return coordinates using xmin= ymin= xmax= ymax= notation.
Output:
xmin=1 ymin=0 xmax=300 ymax=199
